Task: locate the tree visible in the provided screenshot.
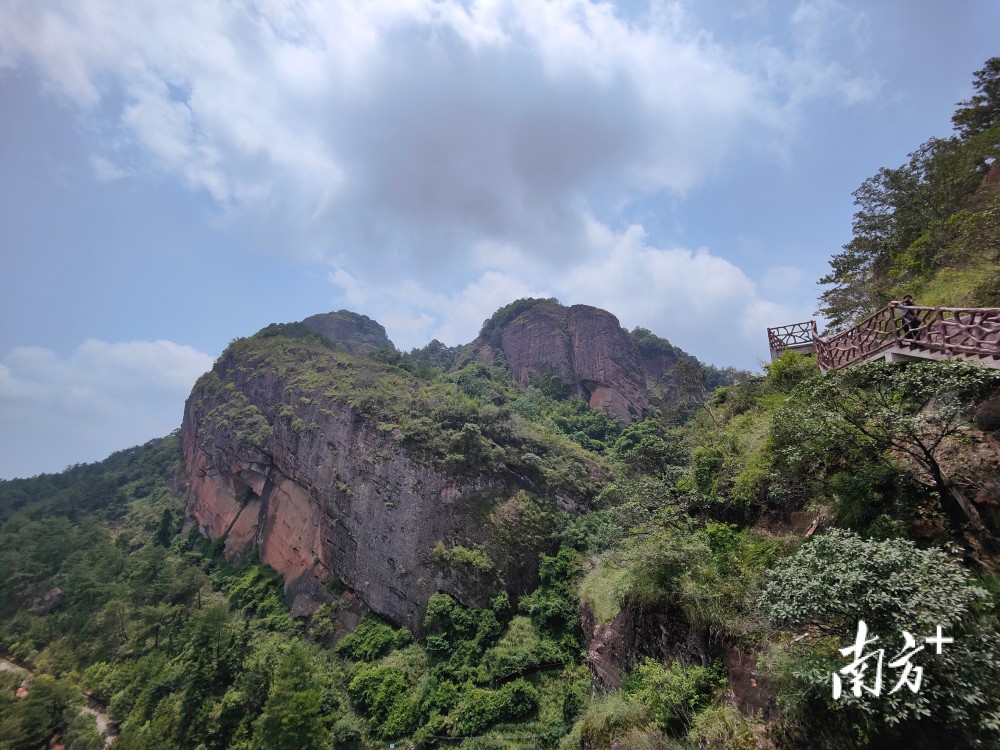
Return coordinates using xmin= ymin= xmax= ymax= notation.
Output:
xmin=1 ymin=675 xmax=81 ymax=750
xmin=952 ymin=56 xmax=1000 ymax=138
xmin=776 ymin=359 xmax=1000 ymax=531
xmin=253 ymin=646 xmax=330 ymax=750
xmin=817 ymin=137 xmax=985 ymax=329
xmin=819 ymin=57 xmax=1000 ymax=328
xmin=760 ymin=529 xmax=997 ymax=748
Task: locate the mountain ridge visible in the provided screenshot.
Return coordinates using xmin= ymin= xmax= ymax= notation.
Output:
xmin=181 ymin=299 xmax=725 ymax=630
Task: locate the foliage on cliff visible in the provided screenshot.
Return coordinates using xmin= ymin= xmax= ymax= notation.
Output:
xmin=551 ymin=347 xmax=999 ymax=750
xmin=819 ymin=56 xmax=1000 ymax=330
xmin=196 ymin=333 xmax=607 ymax=503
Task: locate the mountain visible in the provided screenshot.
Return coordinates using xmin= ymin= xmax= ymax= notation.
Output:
xmin=182 ymin=300 xmax=718 ymax=630
xmin=455 ymin=299 xmax=649 ymax=421
xmin=4 ymin=304 xmax=999 ymax=749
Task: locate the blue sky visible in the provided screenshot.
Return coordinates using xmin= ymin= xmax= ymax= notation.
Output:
xmin=1 ymin=0 xmax=998 ymax=478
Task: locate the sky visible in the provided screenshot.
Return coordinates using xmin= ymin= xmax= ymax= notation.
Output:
xmin=1 ymin=0 xmax=998 ymax=479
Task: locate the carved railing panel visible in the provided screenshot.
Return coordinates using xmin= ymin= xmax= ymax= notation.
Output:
xmin=768 ymin=321 xmax=817 ymax=352
xmin=813 ymin=305 xmax=1000 ymax=371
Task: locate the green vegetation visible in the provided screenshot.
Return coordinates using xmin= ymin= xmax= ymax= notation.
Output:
xmin=3 ymin=58 xmax=1000 ymax=749
xmin=477 ymin=297 xmax=562 ymax=350
xmin=199 ymin=336 xmax=606 ymax=505
xmin=819 ymin=56 xmax=1000 ymax=328
xmin=4 ymin=348 xmax=999 ymax=749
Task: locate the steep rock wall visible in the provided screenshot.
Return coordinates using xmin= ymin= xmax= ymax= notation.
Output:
xmin=464 ymin=302 xmax=649 ymax=422
xmin=301 ymin=310 xmax=394 ymax=354
xmin=183 ymin=351 xmax=543 ymax=630
xmin=580 ymin=603 xmax=771 ymax=716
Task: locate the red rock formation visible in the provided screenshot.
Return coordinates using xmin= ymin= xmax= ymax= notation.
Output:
xmin=462 ymin=301 xmax=649 ymax=422
xmin=182 ymin=344 xmax=571 ymax=629
xmin=567 ymin=305 xmax=648 ymax=418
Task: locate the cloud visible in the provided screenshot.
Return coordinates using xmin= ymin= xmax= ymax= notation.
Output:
xmin=0 ymin=0 xmax=873 ymax=273
xmin=0 ymin=339 xmax=214 ymax=478
xmin=0 ymin=0 xmax=858 ymax=464
xmin=329 ymin=267 xmax=550 ymax=351
xmin=551 ymin=225 xmax=812 ymax=366
xmin=327 ymin=218 xmax=812 ymax=368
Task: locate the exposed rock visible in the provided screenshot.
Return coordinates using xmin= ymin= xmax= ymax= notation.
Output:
xmin=183 ymin=343 xmax=580 ymax=630
xmin=937 ymin=426 xmax=1000 ymax=539
xmin=459 ymin=301 xmax=650 ymax=422
xmin=580 ymin=603 xmax=707 ymax=692
xmin=580 ymin=602 xmax=772 ymax=720
xmin=975 ymin=396 xmax=1000 ymax=432
xmin=719 ymin=642 xmax=772 ymax=716
xmin=183 ymin=301 xmax=709 ymax=631
xmin=301 ymin=310 xmax=394 ymax=355
xmin=35 ymin=587 xmax=62 ymax=615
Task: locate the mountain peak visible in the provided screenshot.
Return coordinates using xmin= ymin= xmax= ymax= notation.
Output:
xmin=300 ymin=310 xmax=394 ymax=355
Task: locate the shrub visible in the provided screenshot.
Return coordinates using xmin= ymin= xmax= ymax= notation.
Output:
xmin=452 ymin=678 xmax=540 ymax=735
xmin=760 ymin=528 xmax=997 ymax=746
xmin=686 ymin=704 xmax=758 ymax=750
xmin=576 ymin=693 xmax=651 ymax=749
xmin=764 ymin=351 xmax=819 ymax=393
xmin=625 ymin=659 xmax=719 ymax=734
xmin=347 ymin=664 xmax=419 ymax=739
xmin=759 ymin=529 xmax=986 ymax=634
xmin=429 ymin=542 xmax=494 ymax=574
xmin=482 ymin=616 xmax=566 ymax=680
xmin=336 ymin=615 xmax=412 ymax=662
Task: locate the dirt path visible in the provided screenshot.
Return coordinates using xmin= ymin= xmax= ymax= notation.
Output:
xmin=0 ymin=657 xmax=27 ymax=673
xmin=1 ymin=656 xmax=115 ymax=745
xmin=81 ymin=699 xmax=116 ymax=745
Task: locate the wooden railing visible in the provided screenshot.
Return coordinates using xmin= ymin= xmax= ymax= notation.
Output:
xmin=770 ymin=305 xmax=1000 ymax=372
xmin=768 ymin=321 xmax=817 ymax=353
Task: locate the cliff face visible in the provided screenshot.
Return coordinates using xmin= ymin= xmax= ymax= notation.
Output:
xmin=301 ymin=310 xmax=394 ymax=354
xmin=182 ymin=334 xmax=595 ymax=629
xmin=182 ymin=301 xmax=704 ymax=630
xmin=463 ymin=301 xmax=649 ymax=422
xmin=579 ymin=603 xmax=771 ymax=717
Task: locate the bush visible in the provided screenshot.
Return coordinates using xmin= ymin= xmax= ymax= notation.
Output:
xmin=347 ymin=664 xmax=419 ymax=739
xmin=760 ymin=528 xmax=998 ymax=746
xmin=765 ymin=351 xmax=819 ymax=393
xmin=575 ymin=693 xmax=651 ymax=749
xmin=760 ymin=529 xmax=986 ymax=634
xmin=686 ymin=704 xmax=757 ymax=750
xmin=452 ymin=678 xmax=539 ymax=735
xmin=625 ymin=659 xmax=719 ymax=734
xmin=336 ymin=615 xmax=412 ymax=662
xmin=482 ymin=616 xmax=566 ymax=680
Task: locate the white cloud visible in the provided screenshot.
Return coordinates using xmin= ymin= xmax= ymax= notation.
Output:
xmin=0 ymin=339 xmax=214 ymax=478
xmin=89 ymin=155 xmax=128 ymax=181
xmin=329 ymin=267 xmax=550 ymax=350
xmin=0 ymin=0 xmax=873 ymax=271
xmin=549 ymin=224 xmax=811 ymax=365
xmin=325 ymin=218 xmax=812 ymax=368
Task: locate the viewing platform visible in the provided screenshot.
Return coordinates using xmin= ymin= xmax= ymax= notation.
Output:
xmin=768 ymin=304 xmax=1000 ymax=372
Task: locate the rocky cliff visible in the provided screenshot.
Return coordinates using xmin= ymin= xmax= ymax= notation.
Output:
xmin=459 ymin=300 xmax=650 ymax=422
xmin=301 ymin=309 xmax=394 ymax=355
xmin=184 ymin=402 xmax=494 ymax=627
xmin=182 ymin=301 xmax=716 ymax=630
xmin=182 ymin=325 xmax=602 ymax=629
